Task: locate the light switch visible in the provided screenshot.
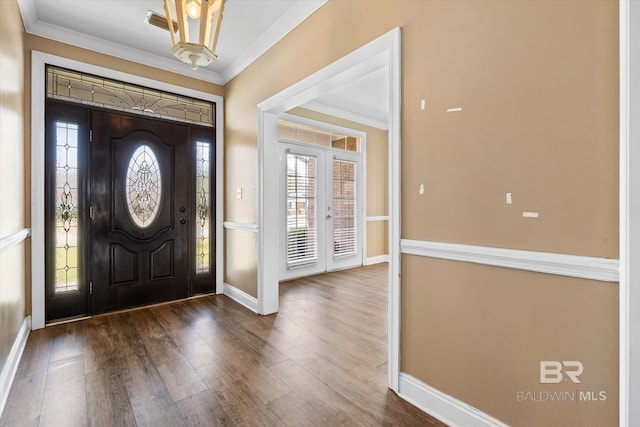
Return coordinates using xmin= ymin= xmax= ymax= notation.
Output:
xmin=506 ymin=193 xmax=512 ymax=204
xmin=420 ymin=99 xmax=426 ymax=110
xmin=419 ymin=184 xmax=425 ymax=195
xmin=236 ymin=188 xmax=243 ymax=199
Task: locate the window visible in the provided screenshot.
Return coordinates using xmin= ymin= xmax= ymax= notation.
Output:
xmin=125 ymin=145 xmax=162 ymax=228
xmin=286 ymin=153 xmax=318 ymax=265
xmin=54 ymin=121 xmax=79 ymax=293
xmin=278 ymin=119 xmax=360 ymax=152
xmin=333 ymin=159 xmax=357 ymax=256
xmin=195 ymin=141 xmax=211 ymax=274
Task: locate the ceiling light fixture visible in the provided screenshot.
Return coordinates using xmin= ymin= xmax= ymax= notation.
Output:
xmin=162 ymin=0 xmax=225 ymax=70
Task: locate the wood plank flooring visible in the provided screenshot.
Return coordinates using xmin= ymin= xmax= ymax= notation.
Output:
xmin=1 ymin=264 xmax=445 ymax=426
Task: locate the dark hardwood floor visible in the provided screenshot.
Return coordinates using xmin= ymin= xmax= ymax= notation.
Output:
xmin=1 ymin=264 xmax=445 ymax=426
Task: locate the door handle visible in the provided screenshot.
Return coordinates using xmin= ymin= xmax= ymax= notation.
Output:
xmin=180 ymin=218 xmax=188 ymax=224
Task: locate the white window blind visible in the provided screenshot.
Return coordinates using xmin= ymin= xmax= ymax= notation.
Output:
xmin=333 ymin=159 xmax=357 ymax=257
xmin=287 ymin=153 xmax=318 ymax=266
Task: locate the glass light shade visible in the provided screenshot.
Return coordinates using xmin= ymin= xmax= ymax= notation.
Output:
xmin=186 ymin=0 xmax=200 ymax=19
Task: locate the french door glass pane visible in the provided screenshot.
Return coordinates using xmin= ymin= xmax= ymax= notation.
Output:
xmin=287 ymin=153 xmax=318 ymax=265
xmin=333 ymin=159 xmax=357 ymax=257
xmin=54 ymin=121 xmax=79 ymax=293
xmin=195 ymin=141 xmax=211 ymax=274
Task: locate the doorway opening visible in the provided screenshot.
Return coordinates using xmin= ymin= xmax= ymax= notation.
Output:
xmin=257 ymin=28 xmax=401 ymax=391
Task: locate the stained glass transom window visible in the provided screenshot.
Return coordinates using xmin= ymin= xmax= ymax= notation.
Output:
xmin=126 ymin=145 xmax=162 ymax=228
xmin=278 ymin=119 xmax=361 ymax=152
xmin=47 ymin=66 xmax=214 ymax=127
xmin=195 ymin=142 xmax=211 ymax=274
xmin=55 ymin=122 xmax=79 ymax=293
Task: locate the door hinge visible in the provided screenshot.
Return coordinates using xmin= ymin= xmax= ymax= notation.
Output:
xmin=89 ymin=281 xmax=93 ymax=295
xmin=89 ymin=130 xmax=93 ymax=143
xmin=90 ymin=205 xmax=94 ymax=220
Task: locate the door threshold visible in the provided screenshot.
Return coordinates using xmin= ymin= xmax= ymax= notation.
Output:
xmin=45 ymin=292 xmax=216 ymax=326
xmin=46 ymin=315 xmax=92 ymax=327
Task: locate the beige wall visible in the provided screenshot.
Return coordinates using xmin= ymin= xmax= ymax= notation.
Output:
xmin=0 ymin=0 xmax=27 ymax=382
xmin=286 ymin=107 xmax=389 ymax=259
xmin=400 ymin=1 xmax=618 ymax=258
xmin=224 ymin=0 xmax=619 ymax=424
xmin=402 ymin=256 xmax=619 ymax=426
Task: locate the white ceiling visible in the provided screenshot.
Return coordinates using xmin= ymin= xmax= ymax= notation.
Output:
xmin=300 ymin=63 xmax=389 ymax=130
xmin=18 ymin=0 xmax=388 ymax=129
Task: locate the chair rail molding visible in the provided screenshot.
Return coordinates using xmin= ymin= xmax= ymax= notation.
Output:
xmin=0 ymin=229 xmax=31 ymax=254
xmin=366 ymin=215 xmax=390 ymax=222
xmin=401 ymin=239 xmax=619 ymax=283
xmin=223 ymin=221 xmax=259 ymax=232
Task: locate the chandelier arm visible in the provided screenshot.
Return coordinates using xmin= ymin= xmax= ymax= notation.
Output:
xmin=199 ymin=0 xmax=210 ymax=45
xmin=163 ymin=1 xmax=177 ymax=46
xmin=209 ymin=0 xmax=223 ymax=52
xmin=175 ymin=0 xmax=189 ymax=43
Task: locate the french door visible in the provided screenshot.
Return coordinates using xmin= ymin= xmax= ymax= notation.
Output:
xmin=280 ymin=142 xmax=363 ymax=281
xmin=45 ymin=101 xmax=215 ymax=321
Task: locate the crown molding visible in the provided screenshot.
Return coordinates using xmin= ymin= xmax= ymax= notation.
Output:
xmin=219 ymin=0 xmax=327 ymax=83
xmin=17 ymin=0 xmax=326 ymax=86
xmin=302 ymin=100 xmax=389 ymax=130
xmin=17 ymin=0 xmax=223 ymax=84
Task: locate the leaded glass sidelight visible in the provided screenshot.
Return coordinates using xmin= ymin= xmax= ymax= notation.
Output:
xmin=126 ymin=145 xmax=162 ymax=228
xmin=195 ymin=142 xmax=211 ymax=274
xmin=55 ymin=122 xmax=80 ymax=293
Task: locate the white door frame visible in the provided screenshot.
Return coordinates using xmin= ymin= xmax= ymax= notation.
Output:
xmin=620 ymin=1 xmax=640 ymax=425
xmin=257 ymin=27 xmax=402 ymax=391
xmin=30 ymin=51 xmax=225 ymax=330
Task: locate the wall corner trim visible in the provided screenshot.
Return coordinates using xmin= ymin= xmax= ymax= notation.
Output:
xmin=398 ymin=373 xmax=508 ymax=427
xmin=223 ymin=283 xmax=258 ymax=313
xmin=0 ymin=316 xmax=31 ymax=419
xmin=401 ymin=239 xmax=620 ymax=283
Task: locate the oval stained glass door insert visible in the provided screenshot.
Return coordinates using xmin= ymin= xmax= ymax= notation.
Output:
xmin=126 ymin=145 xmax=162 ymax=228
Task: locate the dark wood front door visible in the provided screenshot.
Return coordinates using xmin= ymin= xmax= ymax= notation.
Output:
xmin=90 ymin=110 xmax=190 ymax=314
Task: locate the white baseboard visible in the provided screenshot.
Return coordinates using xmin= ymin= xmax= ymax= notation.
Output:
xmin=223 ymin=282 xmax=258 ymax=313
xmin=366 ymin=254 xmax=389 ymax=265
xmin=0 ymin=315 xmax=31 ymax=418
xmin=398 ymin=373 xmax=508 ymax=427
